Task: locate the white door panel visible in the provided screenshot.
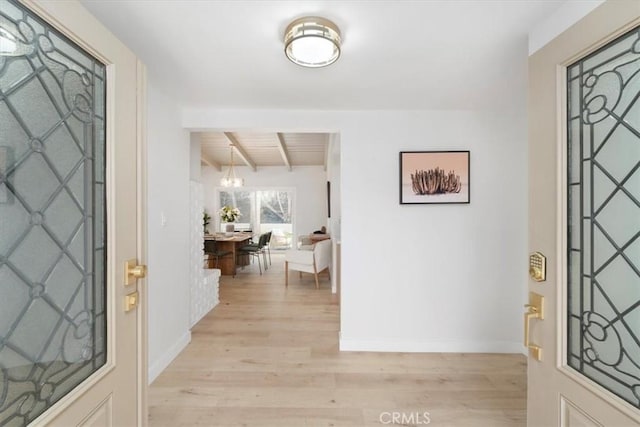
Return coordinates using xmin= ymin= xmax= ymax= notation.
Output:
xmin=0 ymin=0 xmax=145 ymax=425
xmin=528 ymin=1 xmax=640 ymax=426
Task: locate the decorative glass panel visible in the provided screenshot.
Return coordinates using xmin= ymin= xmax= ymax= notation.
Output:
xmin=567 ymin=25 xmax=640 ymax=409
xmin=0 ymin=0 xmax=107 ymax=425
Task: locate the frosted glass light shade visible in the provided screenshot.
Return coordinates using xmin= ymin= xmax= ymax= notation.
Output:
xmin=220 ymin=177 xmax=244 ymax=187
xmin=284 ymin=16 xmax=341 ymax=68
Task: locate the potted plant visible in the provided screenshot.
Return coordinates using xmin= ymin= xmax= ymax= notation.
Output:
xmin=203 ymin=211 xmax=211 ymax=234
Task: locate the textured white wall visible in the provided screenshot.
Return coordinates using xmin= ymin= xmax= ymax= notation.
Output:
xmin=189 ymin=181 xmax=217 ymax=328
xmin=147 ymin=81 xmax=191 ymax=382
xmin=201 ymin=165 xmax=328 ymax=239
xmin=184 ymin=108 xmax=528 ymax=352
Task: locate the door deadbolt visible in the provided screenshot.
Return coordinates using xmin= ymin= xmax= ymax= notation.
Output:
xmin=529 ymin=252 xmax=546 ymax=282
xmin=124 ymin=291 xmax=139 ymax=312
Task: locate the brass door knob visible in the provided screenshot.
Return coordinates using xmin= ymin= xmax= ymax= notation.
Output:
xmin=125 ymin=259 xmax=147 ymax=285
xmin=529 ymin=267 xmax=542 ymax=281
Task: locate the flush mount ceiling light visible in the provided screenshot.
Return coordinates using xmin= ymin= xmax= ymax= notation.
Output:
xmin=284 ymin=16 xmax=341 ymax=68
xmin=220 ymin=145 xmax=243 ymax=187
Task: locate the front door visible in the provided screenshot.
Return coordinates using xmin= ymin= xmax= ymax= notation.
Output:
xmin=528 ymin=1 xmax=640 ymax=426
xmin=0 ymin=0 xmax=145 ymax=425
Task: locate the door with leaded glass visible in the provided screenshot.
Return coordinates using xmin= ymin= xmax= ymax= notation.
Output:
xmin=528 ymin=1 xmax=639 ymax=426
xmin=0 ymin=0 xmax=145 ymax=425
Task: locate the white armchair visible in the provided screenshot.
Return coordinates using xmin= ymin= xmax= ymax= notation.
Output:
xmin=284 ymin=239 xmax=331 ymax=289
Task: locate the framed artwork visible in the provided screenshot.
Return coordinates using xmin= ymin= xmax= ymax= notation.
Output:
xmin=399 ymin=151 xmax=470 ymax=204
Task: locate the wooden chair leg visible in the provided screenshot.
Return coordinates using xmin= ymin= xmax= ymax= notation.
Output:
xmin=313 ymin=261 xmax=319 ymax=289
xmin=299 ymin=271 xmax=302 ymax=279
xmin=285 ymin=261 xmax=289 ymax=287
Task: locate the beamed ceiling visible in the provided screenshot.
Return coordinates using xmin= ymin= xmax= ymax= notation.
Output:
xmin=199 ymin=132 xmax=330 ymax=170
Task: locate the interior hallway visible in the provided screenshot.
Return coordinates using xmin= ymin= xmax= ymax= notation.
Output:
xmin=148 ymin=254 xmax=526 ymax=426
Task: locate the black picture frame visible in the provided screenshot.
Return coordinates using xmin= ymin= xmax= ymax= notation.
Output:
xmin=399 ymin=151 xmax=470 ymax=204
xmin=327 ymin=181 xmax=331 ymax=218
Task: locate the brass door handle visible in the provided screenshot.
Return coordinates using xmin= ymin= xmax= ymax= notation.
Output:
xmin=125 ymin=259 xmax=147 ymax=285
xmin=524 ymin=292 xmax=544 ymax=361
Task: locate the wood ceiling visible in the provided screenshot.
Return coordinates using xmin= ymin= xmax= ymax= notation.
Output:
xmin=199 ymin=132 xmax=330 ymax=171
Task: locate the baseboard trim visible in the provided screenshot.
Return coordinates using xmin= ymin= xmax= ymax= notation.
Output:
xmin=148 ymin=331 xmax=191 ymax=384
xmin=339 ymin=337 xmax=524 ymax=353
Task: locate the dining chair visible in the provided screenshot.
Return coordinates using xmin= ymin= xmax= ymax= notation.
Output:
xmin=237 ymin=233 xmax=268 ymax=274
xmin=264 ymin=231 xmax=272 ymax=266
xmin=240 ymin=232 xmax=269 ymax=269
xmin=203 ymin=240 xmax=232 ymax=269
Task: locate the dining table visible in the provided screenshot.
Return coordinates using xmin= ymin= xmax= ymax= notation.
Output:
xmin=204 ymin=232 xmax=253 ymax=276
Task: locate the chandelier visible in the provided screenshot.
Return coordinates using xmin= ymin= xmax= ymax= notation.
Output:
xmin=220 ymin=146 xmax=243 ymax=187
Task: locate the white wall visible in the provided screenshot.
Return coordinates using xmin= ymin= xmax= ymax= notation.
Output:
xmin=147 ymin=81 xmax=191 ymax=382
xmin=189 ymin=133 xmax=202 ymax=182
xmin=528 ymin=0 xmax=604 ymax=55
xmin=201 ymin=165 xmax=328 ymax=238
xmin=184 ymin=108 xmax=528 ymax=352
xmin=327 ymin=133 xmax=341 ymax=241
xmin=327 ymin=133 xmax=342 ymax=293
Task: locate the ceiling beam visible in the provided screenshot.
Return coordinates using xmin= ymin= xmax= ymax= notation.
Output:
xmin=276 ymin=133 xmax=292 ymax=171
xmin=201 ymin=154 xmax=222 ymax=171
xmin=223 ymin=132 xmax=257 ymax=172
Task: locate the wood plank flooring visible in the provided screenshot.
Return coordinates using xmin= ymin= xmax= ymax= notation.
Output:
xmin=148 ymin=254 xmax=526 ymax=426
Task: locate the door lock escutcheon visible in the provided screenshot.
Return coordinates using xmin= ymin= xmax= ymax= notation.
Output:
xmin=524 ymin=292 xmax=544 ymax=361
xmin=125 ymin=259 xmax=147 ymax=286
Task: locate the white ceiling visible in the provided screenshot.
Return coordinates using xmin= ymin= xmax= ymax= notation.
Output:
xmin=81 ymin=0 xmax=566 ymax=111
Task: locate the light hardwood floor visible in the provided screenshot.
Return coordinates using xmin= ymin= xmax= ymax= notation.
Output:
xmin=149 ymin=254 xmax=526 ymax=426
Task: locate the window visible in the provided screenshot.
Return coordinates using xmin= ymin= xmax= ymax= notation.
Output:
xmin=217 ymin=188 xmax=295 ymax=249
xmin=219 ymin=190 xmax=253 ymax=231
